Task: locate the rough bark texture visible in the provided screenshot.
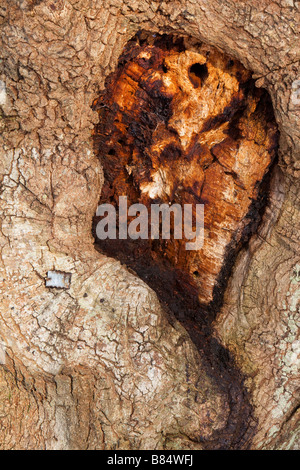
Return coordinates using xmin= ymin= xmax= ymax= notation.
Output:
xmin=0 ymin=0 xmax=299 ymax=450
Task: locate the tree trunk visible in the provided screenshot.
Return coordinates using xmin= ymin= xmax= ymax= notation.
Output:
xmin=0 ymin=0 xmax=299 ymax=450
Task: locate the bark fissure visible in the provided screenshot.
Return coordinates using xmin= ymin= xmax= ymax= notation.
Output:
xmin=92 ymin=32 xmax=280 ymax=449
xmin=0 ymin=0 xmax=299 ymax=450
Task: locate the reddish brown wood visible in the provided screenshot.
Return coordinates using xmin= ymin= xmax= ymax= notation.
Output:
xmin=93 ymin=34 xmax=278 ymax=306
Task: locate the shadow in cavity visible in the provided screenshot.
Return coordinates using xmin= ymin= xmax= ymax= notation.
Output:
xmin=92 ymin=31 xmax=279 ymax=449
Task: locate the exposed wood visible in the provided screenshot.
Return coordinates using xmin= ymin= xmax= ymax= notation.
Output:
xmin=94 ymin=33 xmax=278 ymax=305
xmin=0 ymin=0 xmax=299 ymax=450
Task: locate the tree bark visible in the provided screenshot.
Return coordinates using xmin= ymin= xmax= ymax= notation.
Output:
xmin=0 ymin=0 xmax=299 ymax=450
